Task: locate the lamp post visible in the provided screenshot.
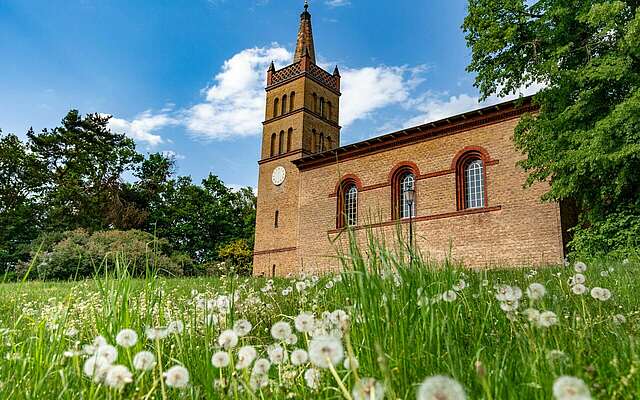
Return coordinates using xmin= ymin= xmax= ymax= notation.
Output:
xmin=405 ymin=187 xmax=416 ymax=264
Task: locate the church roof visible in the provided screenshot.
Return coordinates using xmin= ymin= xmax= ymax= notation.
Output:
xmin=293 ymin=96 xmax=537 ymax=171
xmin=293 ymin=1 xmax=316 ymax=64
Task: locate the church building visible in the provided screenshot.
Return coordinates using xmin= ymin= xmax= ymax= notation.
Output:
xmin=253 ymin=4 xmax=571 ymax=276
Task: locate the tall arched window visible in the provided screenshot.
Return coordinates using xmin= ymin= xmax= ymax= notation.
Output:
xmin=337 ymin=181 xmax=358 ymax=228
xmin=319 ymin=97 xmax=325 ymax=117
xmin=289 ymin=92 xmax=295 ymax=111
xmin=319 ymin=133 xmax=325 ymax=152
xmin=391 ymin=164 xmax=419 ymax=220
xmin=274 ymin=210 xmax=279 ymax=228
xmin=273 ymin=98 xmax=279 ymax=117
xmin=454 ymin=149 xmax=488 ymax=210
xmin=279 ymin=131 xmax=285 ymax=154
xmin=312 ymin=129 xmax=318 ymax=152
xmin=270 ymin=133 xmax=277 ymax=157
xmin=312 ymin=93 xmax=318 ymax=113
xmin=287 ymin=128 xmax=293 ymax=152
xmin=327 ymin=101 xmax=333 ymax=121
xmin=399 ymin=173 xmax=416 ymax=219
xmin=281 ymin=94 xmax=288 ymax=115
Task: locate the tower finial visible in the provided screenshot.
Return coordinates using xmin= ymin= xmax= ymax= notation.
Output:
xmin=304 ymin=0 xmax=309 ymax=11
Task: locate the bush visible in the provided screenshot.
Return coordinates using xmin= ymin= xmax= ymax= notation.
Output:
xmin=16 ymin=229 xmax=188 ymax=280
xmin=216 ymin=238 xmax=253 ymax=276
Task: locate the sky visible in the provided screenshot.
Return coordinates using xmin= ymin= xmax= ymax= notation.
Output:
xmin=0 ymin=0 xmax=537 ymax=190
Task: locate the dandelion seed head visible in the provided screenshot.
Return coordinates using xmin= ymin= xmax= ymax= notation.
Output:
xmin=218 ymin=330 xmax=239 ymax=350
xmin=104 ymin=365 xmax=132 ymax=390
xmin=252 ymin=358 xmax=271 ymax=375
xmin=571 ymin=284 xmax=587 ymax=295
xmin=352 ymin=377 xmax=385 ymax=400
xmin=442 ymin=290 xmax=458 ymax=302
xmin=309 ymin=335 xmax=344 ymax=368
xmin=270 ymin=321 xmax=292 ymax=341
xmin=236 ymin=346 xmax=257 ymax=369
xmin=526 ymin=283 xmax=546 ymax=300
xmin=164 ymin=365 xmax=189 ymax=388
xmin=115 ymin=329 xmax=138 ymax=348
xmin=304 ymin=368 xmax=321 ymax=389
xmin=133 ymin=351 xmax=156 ymax=371
xmin=291 ymin=349 xmax=309 ymax=365
xmin=552 ymin=375 xmax=591 ymax=400
xmin=211 ymin=351 xmax=230 ymax=368
xmin=95 ymin=345 xmax=118 ymax=364
xmin=233 ymin=319 xmax=252 ymax=336
xmin=417 ymin=375 xmax=466 ymax=400
xmin=538 ymin=311 xmax=558 ymax=328
xmin=294 ymin=312 xmax=315 ymax=333
xmin=574 ymin=262 xmax=587 ymax=273
xmin=167 ymin=320 xmax=184 ymax=334
xmin=267 ymin=344 xmax=287 ymax=364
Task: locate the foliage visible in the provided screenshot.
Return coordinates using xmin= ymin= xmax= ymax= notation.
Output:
xmin=16 ymin=229 xmax=184 ymax=280
xmin=463 ymin=0 xmax=640 ymax=255
xmin=217 ymin=238 xmax=254 ymax=275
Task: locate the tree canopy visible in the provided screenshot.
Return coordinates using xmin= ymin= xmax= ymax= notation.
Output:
xmin=464 ymin=0 xmax=640 ymax=254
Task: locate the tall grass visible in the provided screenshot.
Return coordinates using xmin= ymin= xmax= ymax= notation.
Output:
xmin=0 ymin=230 xmax=638 ymax=399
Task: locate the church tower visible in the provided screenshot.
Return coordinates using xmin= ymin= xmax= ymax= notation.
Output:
xmin=253 ymin=2 xmax=341 ymax=276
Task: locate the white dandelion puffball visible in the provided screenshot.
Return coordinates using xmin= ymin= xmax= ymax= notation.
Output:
xmin=168 ymin=320 xmax=184 ymax=334
xmin=500 ymin=300 xmax=519 ymax=312
xmin=164 ymin=365 xmax=190 ymax=388
xmin=353 ymin=377 xmax=385 ymax=400
xmin=145 ymin=327 xmax=169 ymax=340
xmin=249 ymin=372 xmax=269 ymax=390
xmin=296 ymin=281 xmax=307 ymax=292
xmin=252 ymin=358 xmax=271 ymax=375
xmin=211 ymin=351 xmax=231 ymax=368
xmin=452 ymin=279 xmax=467 ymax=291
xmin=115 ymin=329 xmax=138 ymax=348
xmin=270 ymin=321 xmax=292 ymax=341
xmin=344 ymin=356 xmax=360 ymax=370
xmin=133 ymin=351 xmax=156 ymax=371
xmin=524 ymin=308 xmax=541 ymax=323
xmin=309 ymin=335 xmax=344 ymax=368
xmin=590 ymin=287 xmax=611 ymax=301
xmin=495 ymin=285 xmax=521 ymax=302
xmin=304 ymin=368 xmax=321 ymax=389
xmin=538 ymin=311 xmax=558 ymax=328
xmin=571 ymin=284 xmax=587 ymax=295
xmin=233 ymin=319 xmax=252 ymax=336
xmin=442 ymin=290 xmax=458 ymax=302
xmin=83 ymin=356 xmax=111 ymax=382
xmin=572 ymin=273 xmax=586 ymax=285
xmin=527 ymin=283 xmax=546 ymax=300
xmin=267 ymin=344 xmax=288 ymax=364
xmin=105 ymin=365 xmax=133 ymax=390
xmin=236 ymin=346 xmax=257 ymax=369
xmin=613 ymin=314 xmax=627 ymax=324
xmin=285 ymin=333 xmax=299 ymax=345
xmin=294 ymin=312 xmax=316 ymax=333
xmin=417 ymin=375 xmax=466 ymax=400
xmin=291 ymin=349 xmax=309 ymax=365
xmin=95 ymin=345 xmax=118 ymax=364
xmin=552 ymin=375 xmax=591 ymax=400
xmin=574 ymin=261 xmax=587 ymax=273
xmin=218 ymin=329 xmax=239 ymax=349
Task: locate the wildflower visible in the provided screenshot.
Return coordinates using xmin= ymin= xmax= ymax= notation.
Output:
xmin=145 ymin=327 xmax=169 ymax=340
xmin=267 ymin=344 xmax=287 ymax=364
xmin=218 ymin=330 xmax=239 ymax=350
xmin=547 ymin=350 xmax=568 ymax=362
xmin=344 ymin=356 xmax=359 ymax=370
xmin=215 ymin=295 xmax=231 ymax=314
xmin=538 ymin=311 xmax=558 ymax=328
xmin=552 ymin=376 xmax=591 ymax=400
xmin=83 ymin=356 xmax=110 ymax=382
xmin=270 ymin=321 xmax=292 ymax=340
xmin=495 ymin=285 xmax=522 ymax=302
xmin=622 ymin=258 xmax=629 ymax=265
xmin=296 ymin=281 xmax=307 ymax=292
xmin=590 ymin=287 xmax=611 ymax=301
xmin=481 ymin=279 xmax=489 ymax=287
xmin=167 ymin=320 xmax=184 ymax=335
xmin=526 ymin=283 xmax=546 ymax=300
xmin=417 ymin=375 xmax=466 ymax=400
xmin=252 ymin=358 xmax=271 ymax=375
xmin=331 ymin=309 xmax=350 ymax=331
xmin=442 ymin=290 xmax=458 ymax=302
xmin=500 ymin=300 xmax=519 ymax=312
xmin=164 ymin=365 xmax=189 ymax=388
xmin=352 ymin=377 xmax=384 ymax=400
xmin=285 ymin=333 xmax=298 ymax=345
xmin=115 ymin=329 xmax=138 ymax=348
xmin=64 ymin=327 xmax=78 ymax=337
xmin=294 ymin=312 xmax=315 ymax=333
xmin=291 ymin=349 xmax=309 ymax=365
xmin=249 ymin=372 xmax=269 ymax=390
xmin=574 ymin=261 xmax=587 ymax=273
xmin=309 ymin=335 xmax=344 ymax=368
xmin=613 ymin=314 xmax=626 ymax=324
xmin=233 ymin=319 xmax=252 ymax=336
xmin=211 ymin=351 xmax=230 ymax=368
xmin=104 ymin=365 xmax=133 ymax=390
xmin=236 ymin=346 xmax=257 ymax=369
xmin=570 ymin=274 xmax=586 ymax=285
xmin=304 ymin=368 xmax=321 ymax=389
xmin=133 ymin=351 xmax=156 ymax=371
xmin=325 ymin=280 xmax=334 ymax=289
xmin=95 ymin=345 xmax=118 ymax=364
xmin=600 ymin=270 xmax=609 ymax=277
xmin=83 ymin=335 xmax=108 ymax=355
xmin=571 ymin=284 xmax=587 ymax=295
xmin=523 ymin=308 xmax=540 ymax=324
xmin=452 ymin=279 xmax=467 ymax=291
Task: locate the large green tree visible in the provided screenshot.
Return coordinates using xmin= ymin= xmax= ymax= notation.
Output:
xmin=464 ymin=0 xmax=640 ymax=254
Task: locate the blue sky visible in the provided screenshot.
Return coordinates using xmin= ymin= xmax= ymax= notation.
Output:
xmin=0 ymin=0 xmax=536 ymax=190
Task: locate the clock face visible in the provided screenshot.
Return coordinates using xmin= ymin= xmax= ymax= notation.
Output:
xmin=271 ymin=166 xmax=286 ymax=186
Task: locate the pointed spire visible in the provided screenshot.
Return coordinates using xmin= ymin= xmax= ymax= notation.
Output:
xmin=333 ymin=65 xmax=340 ymax=77
xmin=294 ymin=1 xmax=316 ymax=64
xmin=268 ymin=61 xmax=276 ymax=72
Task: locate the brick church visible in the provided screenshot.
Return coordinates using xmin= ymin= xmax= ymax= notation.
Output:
xmin=253 ymin=4 xmax=571 ymax=276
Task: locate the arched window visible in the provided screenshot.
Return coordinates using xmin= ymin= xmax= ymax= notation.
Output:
xmin=319 ymin=97 xmax=325 ymax=117
xmin=312 ymin=93 xmax=317 ymax=113
xmin=337 ymin=181 xmax=358 ymax=228
xmin=273 ymin=98 xmax=279 ymax=117
xmin=282 ymin=94 xmax=288 ymax=115
xmin=391 ymin=164 xmax=419 ymax=220
xmin=287 ymin=128 xmax=293 ymax=152
xmin=327 ymin=101 xmax=332 ymax=121
xmin=279 ymin=131 xmax=285 ymax=154
xmin=270 ymin=133 xmax=277 ymax=157
xmin=454 ymin=149 xmax=488 ymax=210
xmin=290 ymin=92 xmax=295 ymax=111
xmin=319 ymin=133 xmax=325 ymax=152
xmin=274 ymin=210 xmax=279 ymax=228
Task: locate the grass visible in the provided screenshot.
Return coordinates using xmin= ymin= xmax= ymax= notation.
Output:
xmin=0 ymin=234 xmax=639 ymax=399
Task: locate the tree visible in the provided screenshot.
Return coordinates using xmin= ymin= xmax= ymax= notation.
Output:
xmin=28 ymin=111 xmax=144 ymax=232
xmin=464 ymin=0 xmax=640 ymax=254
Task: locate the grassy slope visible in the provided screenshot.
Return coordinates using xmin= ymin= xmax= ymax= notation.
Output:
xmin=0 ymin=246 xmax=639 ymax=399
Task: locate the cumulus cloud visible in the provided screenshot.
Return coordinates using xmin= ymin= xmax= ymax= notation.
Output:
xmin=108 ymin=110 xmax=178 ymax=146
xmin=161 ymin=150 xmax=186 ymax=160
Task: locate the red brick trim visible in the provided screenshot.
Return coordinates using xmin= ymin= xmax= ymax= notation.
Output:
xmin=387 ymin=161 xmax=421 ymax=183
xmin=253 ymin=247 xmax=297 ymax=256
xmin=389 ymin=163 xmax=420 ymax=220
xmin=453 ymin=146 xmax=492 ymax=211
xmin=327 ymin=206 xmax=502 ymax=234
xmin=266 ymin=72 xmax=342 ymax=96
xmin=334 ymin=175 xmax=362 ymax=229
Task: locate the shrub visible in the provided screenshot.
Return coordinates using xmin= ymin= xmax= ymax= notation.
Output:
xmin=216 ymin=238 xmax=253 ymax=276
xmin=17 ymin=229 xmax=187 ymax=280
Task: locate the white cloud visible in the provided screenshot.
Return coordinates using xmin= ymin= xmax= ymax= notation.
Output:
xmin=108 ymin=110 xmax=177 ymax=146
xmin=326 ymin=0 xmax=351 ymax=7
xmin=184 ymin=46 xmax=292 ymax=140
xmin=161 ymin=150 xmax=186 ymax=160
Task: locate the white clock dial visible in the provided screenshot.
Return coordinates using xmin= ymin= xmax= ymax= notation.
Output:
xmin=271 ymin=166 xmax=286 ymax=186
